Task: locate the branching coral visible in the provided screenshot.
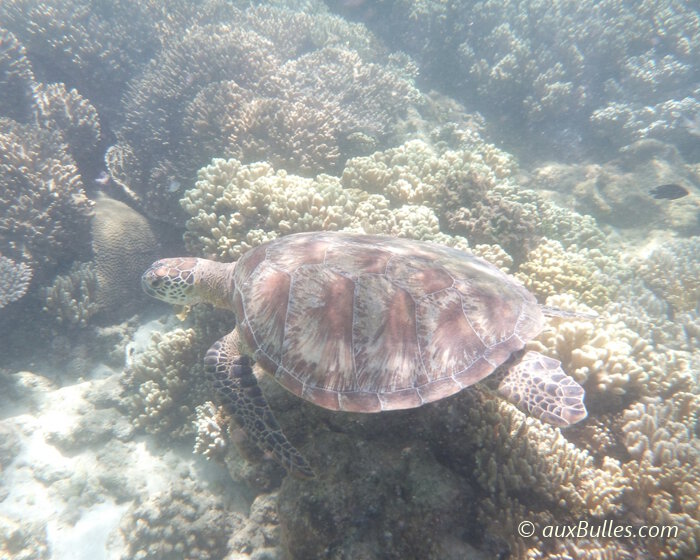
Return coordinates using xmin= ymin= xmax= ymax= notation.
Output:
xmin=349 ymin=0 xmax=700 ymax=158
xmin=41 ymin=262 xmax=98 ymax=326
xmin=0 ymin=117 xmax=93 ymax=279
xmin=638 ymin=237 xmax=700 ymax=313
xmin=108 ymin=6 xmax=420 ymax=224
xmin=0 ymin=28 xmax=36 ymax=122
xmin=0 ymin=0 xmax=163 ymax=118
xmin=182 ymin=157 xmax=475 ymax=261
xmin=0 ymin=255 xmax=32 ymax=309
xmin=32 ymin=82 xmax=101 ymax=162
xmin=621 ymin=393 xmax=700 ymax=559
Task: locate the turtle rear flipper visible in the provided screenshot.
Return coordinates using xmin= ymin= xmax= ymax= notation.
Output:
xmin=204 ymin=331 xmax=315 ymax=478
xmin=497 ymin=350 xmax=587 ymax=427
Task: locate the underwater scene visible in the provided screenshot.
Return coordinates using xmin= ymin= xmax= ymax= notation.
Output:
xmin=0 ymin=0 xmax=699 ymax=558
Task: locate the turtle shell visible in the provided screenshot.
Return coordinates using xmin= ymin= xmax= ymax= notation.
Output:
xmin=230 ymin=231 xmax=545 ymax=413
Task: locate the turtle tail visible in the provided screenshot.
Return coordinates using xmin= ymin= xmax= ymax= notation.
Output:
xmin=204 ymin=332 xmax=315 ymax=479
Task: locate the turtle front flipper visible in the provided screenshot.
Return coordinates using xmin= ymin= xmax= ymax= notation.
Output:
xmin=204 ymin=331 xmax=315 ymax=478
xmin=497 ymin=350 xmax=587 ymax=427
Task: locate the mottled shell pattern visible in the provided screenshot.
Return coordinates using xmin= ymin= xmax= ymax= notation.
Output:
xmin=231 ymin=232 xmax=545 ymax=413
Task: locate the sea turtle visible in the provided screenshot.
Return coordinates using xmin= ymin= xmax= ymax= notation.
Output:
xmin=142 ymin=231 xmax=589 ymax=478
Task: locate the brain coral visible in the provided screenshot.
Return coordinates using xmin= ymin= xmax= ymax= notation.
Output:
xmin=91 ymin=194 xmax=159 ymax=315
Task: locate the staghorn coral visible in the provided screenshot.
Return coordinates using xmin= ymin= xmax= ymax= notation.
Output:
xmin=0 ymin=117 xmax=93 ymax=280
xmin=515 ymin=239 xmax=614 ymax=307
xmin=638 ymin=237 xmax=700 ymax=313
xmin=0 ymin=0 xmax=163 ymax=120
xmin=109 ymin=6 xmax=420 ymax=224
xmin=32 ymin=82 xmax=101 ymax=163
xmin=0 ymin=28 xmax=36 ymax=122
xmin=621 ymin=393 xmax=700 ymax=559
xmin=0 ymin=255 xmax=32 ymax=309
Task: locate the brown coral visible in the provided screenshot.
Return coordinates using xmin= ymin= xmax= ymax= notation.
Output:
xmin=108 ymin=8 xmax=420 ymax=224
xmin=0 ymin=117 xmax=93 ymax=279
xmin=0 ymin=28 xmax=35 ymax=122
xmin=0 ymin=255 xmax=32 ymax=309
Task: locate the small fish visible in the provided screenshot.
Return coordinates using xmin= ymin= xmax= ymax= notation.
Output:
xmin=649 ymin=183 xmax=689 ymax=200
xmin=95 ymin=170 xmax=110 ymax=185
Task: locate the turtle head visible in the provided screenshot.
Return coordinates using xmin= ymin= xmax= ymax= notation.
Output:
xmin=142 ymin=257 xmax=204 ymax=305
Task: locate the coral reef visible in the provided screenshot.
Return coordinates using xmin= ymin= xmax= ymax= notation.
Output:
xmin=638 ymin=237 xmax=700 ymax=313
xmin=121 ymin=327 xmax=206 ymax=440
xmin=515 ymin=239 xmax=614 ymax=307
xmin=41 ymin=262 xmax=98 ymax=327
xmin=0 ymin=117 xmax=93 ymax=280
xmin=0 ymin=28 xmax=36 ymax=122
xmin=621 ymin=392 xmax=700 ymax=559
xmin=338 ymin=0 xmax=700 ymax=159
xmin=108 ymin=5 xmax=420 ymax=223
xmin=119 ymin=477 xmax=237 ymax=560
xmin=0 ymin=255 xmax=32 ymax=309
